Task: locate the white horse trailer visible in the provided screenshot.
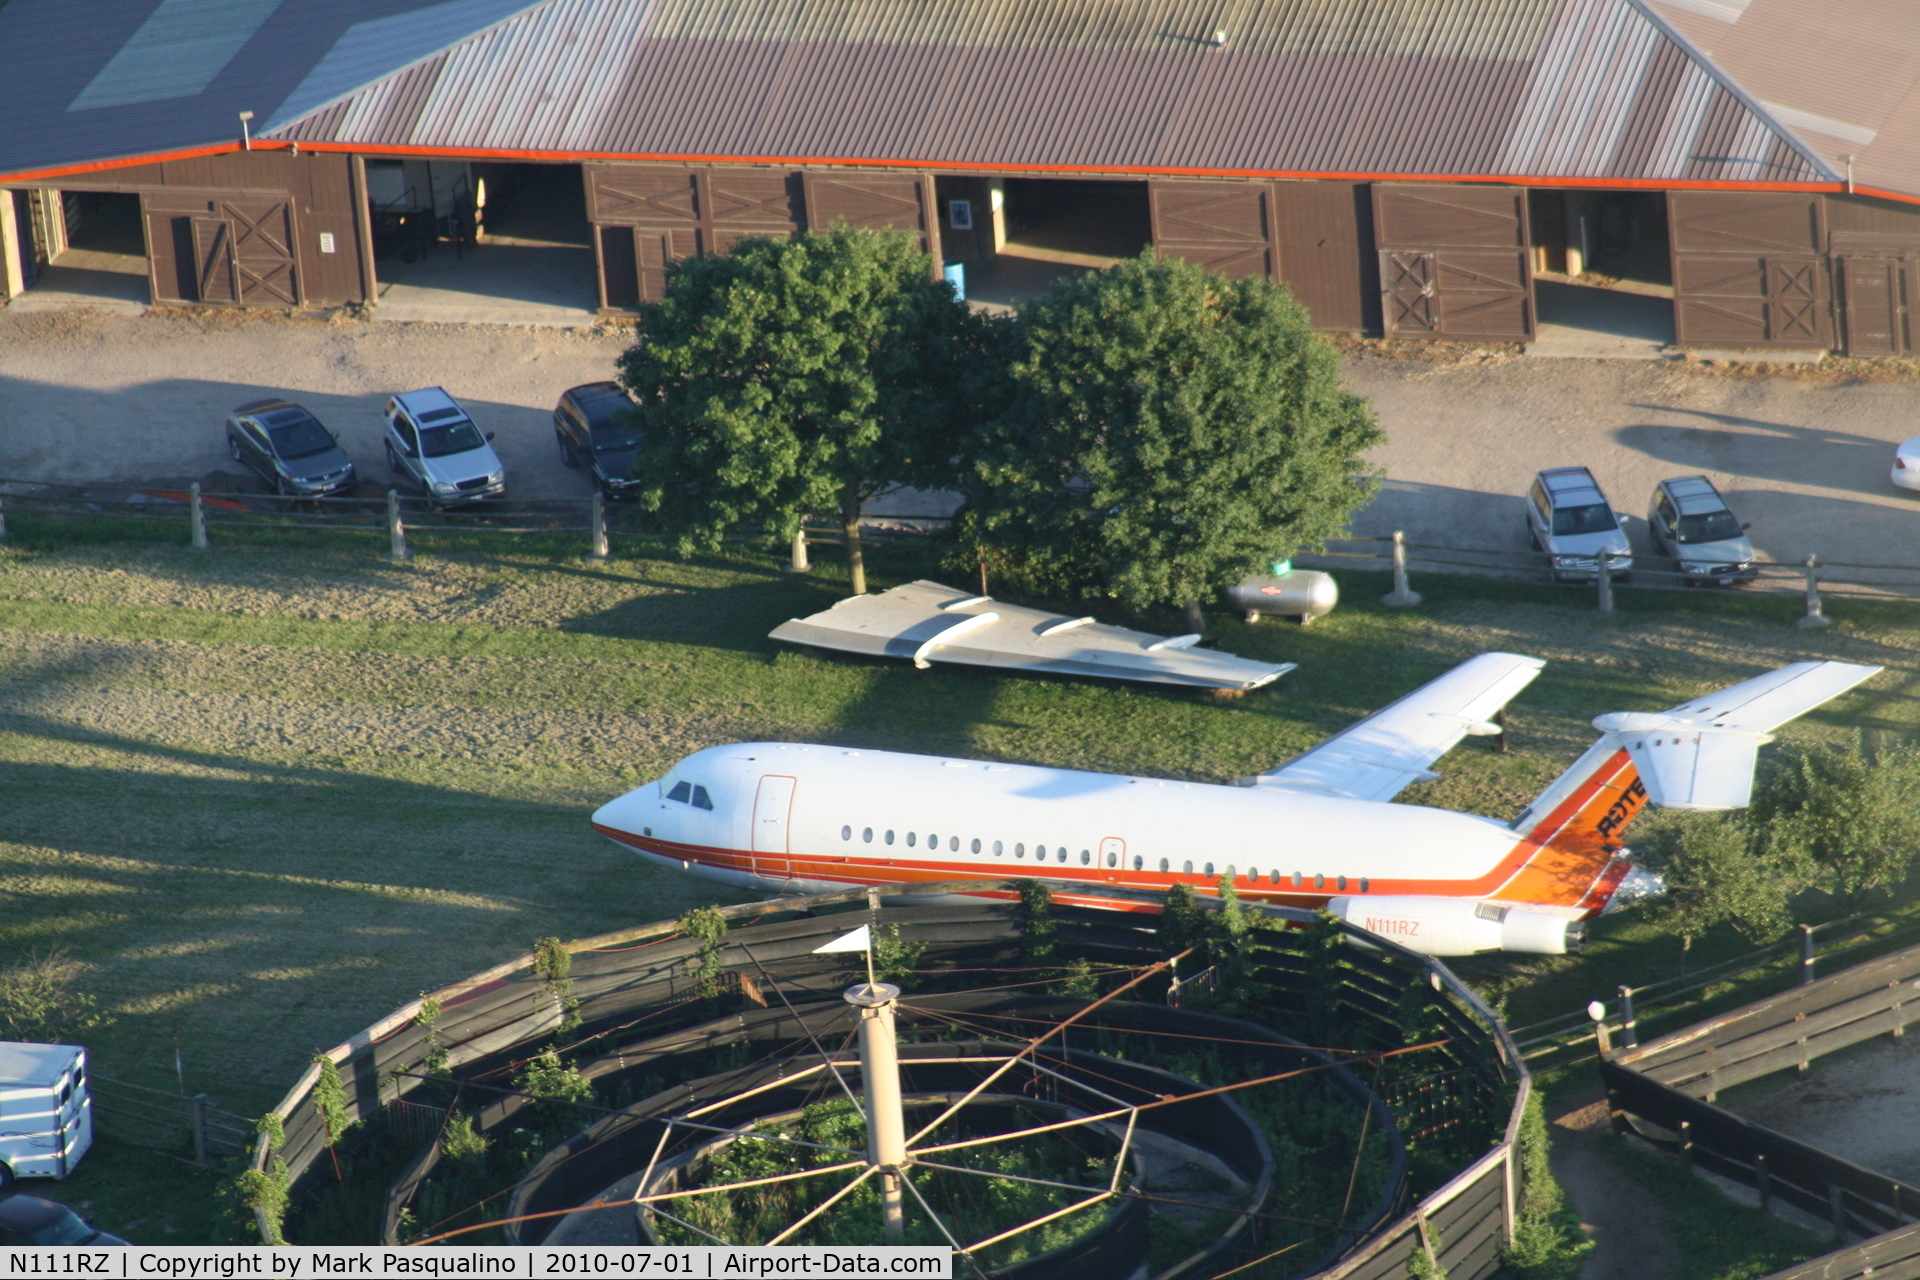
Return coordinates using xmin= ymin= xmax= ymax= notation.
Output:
xmin=0 ymin=1043 xmax=93 ymax=1187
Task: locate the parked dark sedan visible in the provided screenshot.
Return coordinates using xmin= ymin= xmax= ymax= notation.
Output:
xmin=553 ymin=382 xmax=642 ymax=500
xmin=0 ymin=1193 xmax=130 ymax=1246
xmin=226 ymin=399 xmax=356 ymax=497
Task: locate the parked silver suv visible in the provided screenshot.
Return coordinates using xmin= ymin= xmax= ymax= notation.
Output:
xmin=383 ymin=388 xmax=505 ymax=508
xmin=1648 ymin=476 xmax=1757 ymax=585
xmin=1526 ymin=467 xmax=1632 ymax=582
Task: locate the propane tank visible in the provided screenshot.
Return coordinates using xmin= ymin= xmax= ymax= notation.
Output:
xmin=1225 ymin=561 xmax=1339 ymax=625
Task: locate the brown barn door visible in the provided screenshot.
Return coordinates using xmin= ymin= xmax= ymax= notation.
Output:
xmin=1669 ymin=192 xmax=1829 ymax=350
xmin=800 ymin=172 xmax=933 ymax=258
xmin=1373 ymin=185 xmax=1533 ymax=341
xmin=588 ymin=169 xmax=702 ymax=306
xmin=191 ymin=217 xmax=238 ymax=304
xmin=1837 ymin=257 xmax=1911 ymax=356
xmin=1148 ymin=182 xmax=1274 ymax=278
xmin=705 ymin=171 xmax=804 ymax=254
xmin=219 ymin=198 xmax=299 ymax=307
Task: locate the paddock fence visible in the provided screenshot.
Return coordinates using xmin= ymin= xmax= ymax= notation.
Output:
xmin=4 ymin=477 xmax=1917 ymax=617
xmin=89 ymin=1073 xmax=254 ymax=1163
xmin=1597 ymin=939 xmax=1920 ymax=1261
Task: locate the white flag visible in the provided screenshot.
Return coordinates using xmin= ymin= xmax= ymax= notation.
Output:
xmin=812 ymin=925 xmax=872 ymax=954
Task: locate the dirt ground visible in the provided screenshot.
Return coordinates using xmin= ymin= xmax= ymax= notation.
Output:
xmin=3 ymin=309 xmax=1920 ymax=566
xmin=1720 ymin=1031 xmax=1920 ymax=1186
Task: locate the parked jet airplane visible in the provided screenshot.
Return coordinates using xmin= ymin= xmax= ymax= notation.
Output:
xmin=592 ymin=655 xmax=1879 ymax=955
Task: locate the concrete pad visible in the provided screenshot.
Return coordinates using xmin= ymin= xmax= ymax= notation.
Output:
xmin=1529 ymin=280 xmax=1674 ymax=360
xmin=373 ymin=243 xmax=598 ymax=328
xmin=7 ymin=263 xmax=148 ymax=314
xmin=1687 ymin=349 xmax=1827 ymax=364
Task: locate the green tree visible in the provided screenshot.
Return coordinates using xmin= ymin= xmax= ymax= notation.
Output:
xmin=1753 ymin=738 xmax=1920 ymax=913
xmin=955 ymin=252 xmax=1381 ymax=631
xmin=1631 ymin=809 xmax=1798 ymax=949
xmin=617 ymin=228 xmax=989 ymax=594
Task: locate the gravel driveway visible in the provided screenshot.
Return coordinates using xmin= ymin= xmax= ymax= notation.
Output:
xmin=1 ymin=309 xmax=1916 ymax=566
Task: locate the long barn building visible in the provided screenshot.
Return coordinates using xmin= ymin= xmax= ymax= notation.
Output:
xmin=5 ymin=0 xmax=1920 ymax=354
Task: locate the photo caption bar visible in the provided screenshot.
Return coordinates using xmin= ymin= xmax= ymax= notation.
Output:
xmin=0 ymin=1248 xmax=950 ymax=1279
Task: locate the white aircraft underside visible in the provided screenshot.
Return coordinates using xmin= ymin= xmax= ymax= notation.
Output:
xmin=593 ymin=654 xmax=1880 ymax=955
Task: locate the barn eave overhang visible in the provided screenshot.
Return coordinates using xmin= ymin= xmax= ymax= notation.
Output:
xmin=2 ymin=139 xmax=1907 ymax=206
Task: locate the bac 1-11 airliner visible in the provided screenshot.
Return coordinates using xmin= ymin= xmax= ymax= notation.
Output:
xmin=592 ymin=655 xmax=1878 ymax=955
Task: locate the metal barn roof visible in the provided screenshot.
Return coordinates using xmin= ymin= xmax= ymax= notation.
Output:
xmin=1647 ymin=0 xmax=1920 ymax=200
xmin=0 ymin=0 xmax=1909 ymax=195
xmin=261 ymin=0 xmax=1831 ymax=183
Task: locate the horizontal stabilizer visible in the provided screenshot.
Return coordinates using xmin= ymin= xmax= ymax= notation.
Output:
xmin=1593 ymin=661 xmax=1881 ymax=810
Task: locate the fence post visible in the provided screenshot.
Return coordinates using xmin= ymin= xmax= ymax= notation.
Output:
xmin=589 ymin=490 xmax=609 ymax=561
xmin=1801 ymin=923 xmax=1817 ymax=985
xmin=1797 ymin=554 xmax=1832 ymax=629
xmin=1618 ymin=985 xmax=1638 ymax=1048
xmin=787 ymin=527 xmax=810 ymax=574
xmin=0 ymin=495 xmax=7 ymax=539
xmin=192 ymin=1093 xmax=210 ymax=1166
xmin=1756 ymin=1152 xmax=1772 ymax=1212
xmin=1596 ymin=550 xmax=1615 ymax=613
xmin=1382 ymin=531 xmax=1422 ymax=607
xmin=1678 ymin=1119 xmax=1694 ymax=1171
xmin=1830 ymin=1183 xmax=1848 ymax=1243
xmin=189 ymin=483 xmax=209 ymax=551
xmin=387 ymin=490 xmax=408 ymax=561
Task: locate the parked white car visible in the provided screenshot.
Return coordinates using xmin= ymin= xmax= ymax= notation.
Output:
xmin=0 ymin=1043 xmax=93 ymax=1188
xmin=383 ymin=388 xmax=506 ymax=508
xmin=1893 ymin=437 xmax=1920 ymax=490
xmin=1647 ymin=476 xmax=1757 ymax=585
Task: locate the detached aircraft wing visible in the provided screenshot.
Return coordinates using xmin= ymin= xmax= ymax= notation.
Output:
xmin=1246 ymin=652 xmax=1547 ymax=803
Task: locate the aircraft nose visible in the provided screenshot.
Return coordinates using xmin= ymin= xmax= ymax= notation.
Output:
xmin=593 ymin=784 xmax=656 ymax=834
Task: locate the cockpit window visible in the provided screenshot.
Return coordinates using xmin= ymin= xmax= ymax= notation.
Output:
xmin=690 ymin=785 xmax=713 ymax=811
xmin=666 ymin=781 xmax=692 ymax=803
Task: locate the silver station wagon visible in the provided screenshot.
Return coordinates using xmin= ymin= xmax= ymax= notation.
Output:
xmin=1648 ymin=476 xmax=1757 ymax=586
xmin=1526 ymin=466 xmax=1632 ymax=582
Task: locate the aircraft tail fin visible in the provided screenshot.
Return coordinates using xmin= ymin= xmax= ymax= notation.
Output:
xmin=1593 ymin=661 xmax=1881 ymax=810
xmin=1492 ymin=661 xmax=1879 ymax=913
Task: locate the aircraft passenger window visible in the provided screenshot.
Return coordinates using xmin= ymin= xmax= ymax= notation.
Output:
xmin=691 ymin=786 xmax=713 ymax=811
xmin=971 ymin=839 xmax=981 ymax=854
xmin=1080 ymin=849 xmax=1090 ymax=865
xmin=1360 ymin=878 xmax=1370 ymax=892
xmin=1314 ymin=873 xmax=1325 ymax=889
xmin=1015 ymin=843 xmax=1025 ymax=858
xmin=1057 ymin=848 xmax=1067 ymax=863
xmin=885 ymin=830 xmax=895 ymax=845
xmin=949 ymin=837 xmax=959 ymax=852
xmin=1132 ymin=855 xmax=1142 ymax=871
xmin=1247 ymin=866 xmax=1257 ymax=880
xmin=1106 ymin=851 xmax=1117 ymax=868
xmin=1270 ymin=871 xmax=1281 ymax=885
xmin=666 ymin=781 xmax=692 ymax=803
xmin=1291 ymin=872 xmax=1302 ymax=887
xmin=1182 ymin=861 xmax=1193 ymax=875
xmin=928 ymin=833 xmax=937 ymax=847
xmin=1337 ymin=875 xmax=1348 ymax=890
xmin=994 ymin=841 xmax=1004 ymax=856
xmin=907 ymin=832 xmax=917 ymax=847
xmin=841 ymin=826 xmax=852 ymax=841
xmin=1225 ymin=865 xmax=1235 ymax=879
xmin=1204 ymin=862 xmax=1215 ymax=878
xmin=863 ymin=828 xmax=873 ymax=843
xmin=1158 ymin=858 xmax=1169 ymax=873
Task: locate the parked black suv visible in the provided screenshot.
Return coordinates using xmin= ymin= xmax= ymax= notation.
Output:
xmin=553 ymin=383 xmax=642 ymax=500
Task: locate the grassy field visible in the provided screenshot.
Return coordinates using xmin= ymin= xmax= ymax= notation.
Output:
xmin=2 ymin=517 xmax=1917 ymax=1243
